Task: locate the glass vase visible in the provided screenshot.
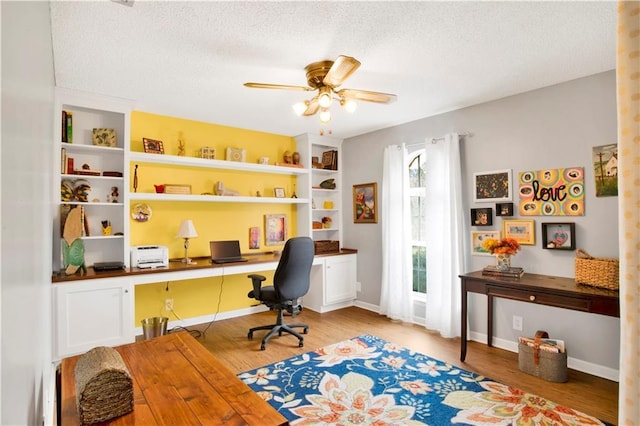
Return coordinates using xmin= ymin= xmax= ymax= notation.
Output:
xmin=495 ymin=253 xmax=511 ymax=271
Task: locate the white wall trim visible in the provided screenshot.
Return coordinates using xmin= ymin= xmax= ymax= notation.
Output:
xmin=134 ymin=305 xmax=268 ymax=336
xmin=469 ymin=331 xmax=619 ymax=382
xmin=353 ymin=300 xmax=379 ymax=313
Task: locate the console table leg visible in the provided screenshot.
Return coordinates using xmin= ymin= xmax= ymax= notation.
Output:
xmin=487 ymin=294 xmax=494 ymax=347
xmin=461 ymin=283 xmax=468 ymax=361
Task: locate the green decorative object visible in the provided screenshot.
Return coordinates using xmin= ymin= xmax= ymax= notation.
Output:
xmin=319 ymin=178 xmax=336 ymax=189
xmin=63 ymin=238 xmax=86 ymax=275
xmin=62 ymin=206 xmax=86 ymax=275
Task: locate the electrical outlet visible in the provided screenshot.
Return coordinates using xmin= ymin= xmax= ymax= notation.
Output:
xmin=165 ymin=298 xmax=173 ymax=311
xmin=512 ymin=315 xmax=523 ymax=331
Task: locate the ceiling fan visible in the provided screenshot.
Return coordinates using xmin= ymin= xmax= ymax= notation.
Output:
xmin=244 ymin=55 xmax=397 ymax=123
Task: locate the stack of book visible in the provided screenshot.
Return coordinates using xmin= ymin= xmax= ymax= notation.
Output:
xmin=482 ymin=265 xmax=525 ymax=278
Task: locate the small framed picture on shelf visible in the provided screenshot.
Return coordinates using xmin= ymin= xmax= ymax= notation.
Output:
xmin=143 ymin=138 xmax=164 ymax=154
xmin=470 ymin=208 xmax=493 ymax=226
xmin=503 ymin=219 xmax=535 ymax=245
xmin=542 ymin=222 xmax=576 ymax=250
xmin=274 ymin=187 xmax=286 ymax=198
xmin=226 ymin=147 xmax=246 ymax=162
xmin=496 ymin=202 xmax=514 ymax=217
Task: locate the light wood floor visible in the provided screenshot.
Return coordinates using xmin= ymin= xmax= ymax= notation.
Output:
xmin=180 ymin=306 xmax=618 ymax=425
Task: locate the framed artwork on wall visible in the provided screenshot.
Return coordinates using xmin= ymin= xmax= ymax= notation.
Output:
xmin=518 ymin=167 xmax=585 ymax=216
xmin=470 ymin=208 xmax=493 ymax=226
xmin=503 ymin=219 xmax=535 ymax=245
xmin=353 ymin=182 xmax=377 ymax=223
xmin=541 ymin=222 xmax=576 ymax=250
xmin=473 ymin=169 xmax=512 ymax=203
xmin=496 ymin=202 xmax=514 ymax=217
xmin=471 ymin=230 xmax=501 ymax=256
xmin=264 ymin=214 xmax=287 ymax=246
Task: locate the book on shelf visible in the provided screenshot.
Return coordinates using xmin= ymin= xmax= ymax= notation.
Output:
xmin=482 ymin=265 xmax=524 ymax=278
xmin=518 ymin=336 xmax=565 ymax=353
xmin=65 ymin=111 xmax=73 ymax=143
xmin=62 ymin=110 xmax=73 ymax=143
xmin=322 ymin=150 xmax=338 ymax=170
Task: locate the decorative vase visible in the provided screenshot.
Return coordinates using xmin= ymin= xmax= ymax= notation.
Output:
xmin=495 ymin=253 xmax=511 ymax=271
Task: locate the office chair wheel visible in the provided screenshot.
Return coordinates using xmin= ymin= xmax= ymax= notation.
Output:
xmin=260 ymin=343 xmax=266 ymax=350
xmin=298 ymin=340 xmax=304 ymax=348
xmin=303 ymin=327 xmax=308 ymax=334
xmin=248 ymin=331 xmax=253 ymax=340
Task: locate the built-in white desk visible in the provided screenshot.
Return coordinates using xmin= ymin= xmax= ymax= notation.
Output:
xmin=51 ymin=250 xmax=357 ymax=359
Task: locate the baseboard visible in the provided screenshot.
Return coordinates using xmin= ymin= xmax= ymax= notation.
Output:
xmin=353 ymin=300 xmax=379 ymax=313
xmin=469 ymin=331 xmax=619 ymax=382
xmin=134 ymin=305 xmax=268 ymax=336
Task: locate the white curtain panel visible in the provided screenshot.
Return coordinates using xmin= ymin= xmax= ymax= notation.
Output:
xmin=616 ymin=2 xmax=640 ymax=423
xmin=380 ymin=144 xmax=413 ymax=322
xmin=424 ymin=134 xmax=465 ymax=338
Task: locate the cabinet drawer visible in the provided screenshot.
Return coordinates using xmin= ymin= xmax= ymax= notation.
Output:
xmin=487 ymin=285 xmax=591 ymax=312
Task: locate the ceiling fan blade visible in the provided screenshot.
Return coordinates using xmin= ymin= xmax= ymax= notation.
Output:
xmin=338 ymin=88 xmax=397 ymax=104
xmin=323 ymin=56 xmax=361 ymax=87
xmin=244 ymin=82 xmax=312 ymax=91
xmin=303 ymin=98 xmax=319 ymax=116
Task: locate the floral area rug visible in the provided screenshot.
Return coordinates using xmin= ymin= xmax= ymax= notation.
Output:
xmin=238 ymin=334 xmax=611 ymax=425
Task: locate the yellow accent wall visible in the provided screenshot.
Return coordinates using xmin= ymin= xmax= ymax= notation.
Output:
xmin=130 ymin=111 xmax=297 ymax=323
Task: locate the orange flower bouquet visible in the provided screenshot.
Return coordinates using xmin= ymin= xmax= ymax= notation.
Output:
xmin=482 ymin=238 xmax=521 ymax=255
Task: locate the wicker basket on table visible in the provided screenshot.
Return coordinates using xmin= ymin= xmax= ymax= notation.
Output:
xmin=574 ymin=249 xmax=619 ymax=290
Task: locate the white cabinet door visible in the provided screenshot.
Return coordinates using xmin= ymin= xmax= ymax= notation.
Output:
xmin=324 ymin=254 xmax=357 ymax=305
xmin=54 ymin=278 xmax=134 ymax=359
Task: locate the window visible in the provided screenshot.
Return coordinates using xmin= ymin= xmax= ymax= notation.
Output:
xmin=409 ymin=150 xmax=426 ymax=294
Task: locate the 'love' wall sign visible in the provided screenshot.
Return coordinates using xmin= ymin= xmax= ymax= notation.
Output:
xmin=518 ymin=167 xmax=584 ymax=216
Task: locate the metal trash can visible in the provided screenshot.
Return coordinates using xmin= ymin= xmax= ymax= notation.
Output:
xmin=141 ymin=317 xmax=168 ymax=340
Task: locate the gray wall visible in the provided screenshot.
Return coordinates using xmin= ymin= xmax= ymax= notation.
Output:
xmin=1 ymin=1 xmax=54 ymax=423
xmin=343 ymin=71 xmax=620 ymax=378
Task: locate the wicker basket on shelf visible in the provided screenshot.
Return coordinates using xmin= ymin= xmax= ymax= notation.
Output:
xmin=314 ymin=240 xmax=339 ymax=254
xmin=574 ymin=249 xmax=619 ymax=290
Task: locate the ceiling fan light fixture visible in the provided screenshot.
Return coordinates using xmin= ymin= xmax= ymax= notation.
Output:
xmin=341 ymin=98 xmax=357 ymax=113
xmin=292 ymin=101 xmax=308 ymax=116
xmin=318 ymin=87 xmax=333 ymax=108
xmin=319 ymin=108 xmax=331 ymax=123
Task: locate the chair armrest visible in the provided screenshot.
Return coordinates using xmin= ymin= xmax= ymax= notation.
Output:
xmin=247 ymin=274 xmax=267 ymax=300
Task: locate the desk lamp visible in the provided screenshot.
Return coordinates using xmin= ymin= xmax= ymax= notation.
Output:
xmin=176 ymin=220 xmax=198 ymax=264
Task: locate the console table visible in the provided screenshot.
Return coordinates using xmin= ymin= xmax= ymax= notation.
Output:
xmin=459 ymin=271 xmax=619 ymax=362
xmin=60 ymin=332 xmax=288 ymax=425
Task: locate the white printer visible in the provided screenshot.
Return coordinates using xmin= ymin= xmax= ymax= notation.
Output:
xmin=130 ymin=245 xmax=169 ymax=269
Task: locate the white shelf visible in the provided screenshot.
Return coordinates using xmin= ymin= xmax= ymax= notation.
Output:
xmin=80 ymin=235 xmax=124 ymax=241
xmin=62 ymin=142 xmax=124 ymax=155
xmin=60 ymin=201 xmax=124 ymax=207
xmin=129 ymin=192 xmax=309 ymax=204
xmin=61 ymin=174 xmax=123 ymax=182
xmin=130 ymin=152 xmax=309 ymax=176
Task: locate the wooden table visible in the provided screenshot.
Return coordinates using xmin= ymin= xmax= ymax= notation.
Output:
xmin=60 ymin=332 xmax=288 ymax=425
xmin=459 ymin=271 xmax=619 ymax=362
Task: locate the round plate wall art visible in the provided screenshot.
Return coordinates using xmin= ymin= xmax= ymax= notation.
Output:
xmin=131 ymin=203 xmax=152 ymax=222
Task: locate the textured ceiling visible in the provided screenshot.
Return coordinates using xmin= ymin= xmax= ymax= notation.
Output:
xmin=49 ymin=1 xmax=616 ymax=139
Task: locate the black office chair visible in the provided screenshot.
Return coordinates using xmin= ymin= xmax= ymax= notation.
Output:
xmin=247 ymin=236 xmax=314 ymax=350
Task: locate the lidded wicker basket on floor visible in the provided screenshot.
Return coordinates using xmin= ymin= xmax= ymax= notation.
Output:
xmin=574 ymin=249 xmax=619 ymax=290
xmin=74 ymin=346 xmax=133 ymax=424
